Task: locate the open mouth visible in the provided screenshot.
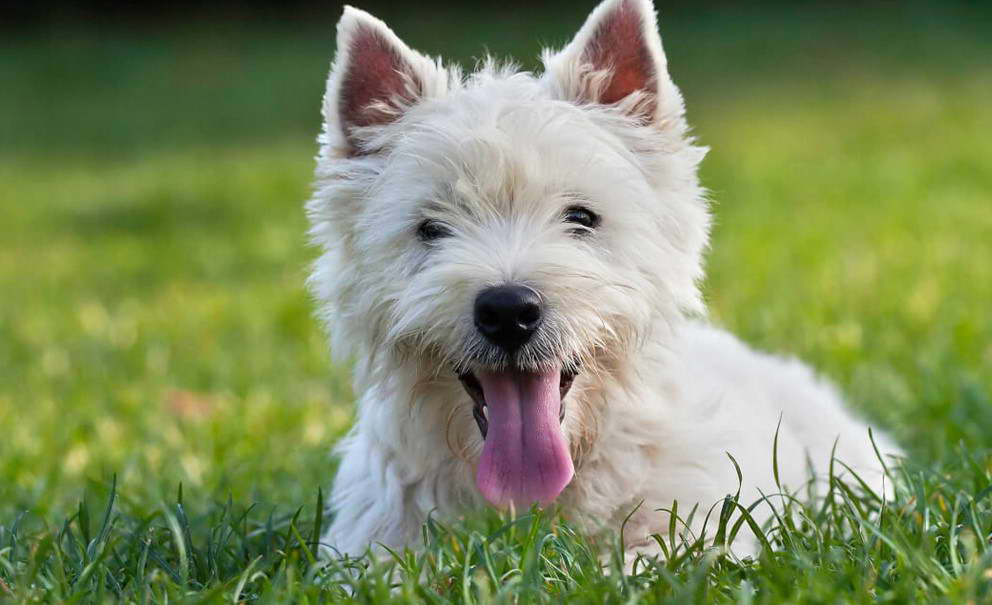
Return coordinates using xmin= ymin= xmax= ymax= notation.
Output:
xmin=457 ymin=363 xmax=578 ymax=509
xmin=459 ymin=368 xmax=577 ymax=438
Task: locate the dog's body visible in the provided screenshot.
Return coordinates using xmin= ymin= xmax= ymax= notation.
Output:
xmin=308 ymin=0 xmax=899 ymax=559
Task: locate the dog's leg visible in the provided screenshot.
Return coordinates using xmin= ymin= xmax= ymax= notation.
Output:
xmin=319 ymin=432 xmax=423 ymax=560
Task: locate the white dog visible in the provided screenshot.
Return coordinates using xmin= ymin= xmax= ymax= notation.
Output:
xmin=307 ymin=0 xmax=899 ymax=559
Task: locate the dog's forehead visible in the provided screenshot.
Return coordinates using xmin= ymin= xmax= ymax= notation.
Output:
xmin=388 ymin=82 xmax=649 ymax=211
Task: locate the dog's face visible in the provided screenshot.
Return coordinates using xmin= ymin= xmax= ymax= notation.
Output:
xmin=308 ymin=0 xmax=709 ymax=509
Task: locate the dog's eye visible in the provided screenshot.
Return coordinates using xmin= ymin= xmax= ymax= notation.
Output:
xmin=563 ymin=206 xmax=600 ymax=234
xmin=418 ymin=219 xmax=452 ymax=242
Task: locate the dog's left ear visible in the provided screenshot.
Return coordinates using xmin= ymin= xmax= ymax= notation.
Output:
xmin=323 ymin=6 xmax=447 ymax=156
xmin=544 ymin=0 xmax=682 ymax=129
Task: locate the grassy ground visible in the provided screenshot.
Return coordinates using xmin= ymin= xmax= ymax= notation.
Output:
xmin=2 ymin=3 xmax=991 ymax=602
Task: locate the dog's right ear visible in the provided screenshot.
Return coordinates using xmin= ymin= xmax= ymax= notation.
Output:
xmin=323 ymin=7 xmax=446 ymax=157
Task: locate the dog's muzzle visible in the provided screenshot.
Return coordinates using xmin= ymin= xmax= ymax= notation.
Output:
xmin=453 ymin=283 xmax=579 ymax=509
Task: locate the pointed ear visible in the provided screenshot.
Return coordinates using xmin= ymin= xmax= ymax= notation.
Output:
xmin=544 ymin=0 xmax=680 ymax=127
xmin=323 ymin=6 xmax=445 ymax=156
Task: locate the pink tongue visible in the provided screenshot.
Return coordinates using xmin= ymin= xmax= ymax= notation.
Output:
xmin=475 ymin=367 xmax=574 ymax=509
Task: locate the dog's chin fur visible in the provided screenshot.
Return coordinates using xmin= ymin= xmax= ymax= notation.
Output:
xmin=307 ymin=0 xmax=901 ymax=560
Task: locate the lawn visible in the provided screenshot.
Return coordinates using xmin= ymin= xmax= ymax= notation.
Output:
xmin=1 ymin=2 xmax=991 ymax=602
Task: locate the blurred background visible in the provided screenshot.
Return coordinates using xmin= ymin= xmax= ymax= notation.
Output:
xmin=1 ymin=1 xmax=990 ymax=519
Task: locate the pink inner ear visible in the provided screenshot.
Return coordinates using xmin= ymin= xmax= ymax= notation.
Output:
xmin=583 ymin=0 xmax=657 ymax=112
xmin=339 ymin=25 xmax=419 ymax=151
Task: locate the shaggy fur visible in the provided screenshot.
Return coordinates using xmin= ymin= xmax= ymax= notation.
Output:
xmin=307 ymin=0 xmax=900 ymax=559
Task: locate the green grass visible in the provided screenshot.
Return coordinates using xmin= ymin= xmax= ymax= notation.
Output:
xmin=2 ymin=3 xmax=991 ymax=602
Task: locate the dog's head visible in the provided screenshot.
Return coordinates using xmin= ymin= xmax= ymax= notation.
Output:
xmin=308 ymin=0 xmax=709 ymax=509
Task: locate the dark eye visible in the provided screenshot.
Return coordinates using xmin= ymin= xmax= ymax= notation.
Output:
xmin=563 ymin=205 xmax=600 ymax=234
xmin=418 ymin=219 xmax=452 ymax=242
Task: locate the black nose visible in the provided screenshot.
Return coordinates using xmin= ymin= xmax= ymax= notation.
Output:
xmin=474 ymin=285 xmax=543 ymax=352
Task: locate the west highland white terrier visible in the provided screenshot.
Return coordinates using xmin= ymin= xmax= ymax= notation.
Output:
xmin=307 ymin=0 xmax=899 ymax=559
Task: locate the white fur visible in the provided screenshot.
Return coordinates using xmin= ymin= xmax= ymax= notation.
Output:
xmin=307 ymin=0 xmax=900 ymax=559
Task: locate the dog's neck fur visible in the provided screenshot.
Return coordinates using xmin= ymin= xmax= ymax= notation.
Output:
xmin=340 ymin=321 xmax=681 ymax=522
